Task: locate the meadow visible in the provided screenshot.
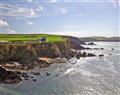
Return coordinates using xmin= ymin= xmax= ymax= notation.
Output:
xmin=0 ymin=34 xmax=66 ymax=42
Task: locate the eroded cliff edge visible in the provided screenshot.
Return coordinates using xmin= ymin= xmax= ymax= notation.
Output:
xmin=0 ymin=39 xmax=84 ymax=64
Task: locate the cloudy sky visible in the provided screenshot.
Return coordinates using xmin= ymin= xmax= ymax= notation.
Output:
xmin=0 ymin=0 xmax=119 ymax=37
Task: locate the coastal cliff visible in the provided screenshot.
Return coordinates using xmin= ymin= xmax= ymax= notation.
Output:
xmin=0 ymin=40 xmax=84 ymax=64
xmin=0 ymin=37 xmax=97 ymax=84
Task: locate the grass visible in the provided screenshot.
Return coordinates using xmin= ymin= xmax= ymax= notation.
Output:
xmin=0 ymin=34 xmax=66 ymax=42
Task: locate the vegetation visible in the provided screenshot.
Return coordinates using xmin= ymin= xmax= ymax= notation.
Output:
xmin=0 ymin=34 xmax=66 ymax=42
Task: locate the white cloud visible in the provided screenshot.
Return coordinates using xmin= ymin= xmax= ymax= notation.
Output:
xmin=110 ymin=0 xmax=119 ymax=8
xmin=26 ymin=21 xmax=33 ymax=25
xmin=0 ymin=19 xmax=17 ymax=34
xmin=48 ymin=0 xmax=57 ymax=3
xmin=1 ymin=28 xmax=17 ymax=34
xmin=0 ymin=4 xmax=37 ymax=18
xmin=29 ymin=9 xmax=37 ymax=17
xmin=36 ymin=6 xmax=44 ymax=12
xmin=0 ymin=20 xmax=9 ymax=27
xmin=6 ymin=28 xmax=17 ymax=34
xmin=47 ymin=31 xmax=82 ymax=37
xmin=27 ymin=0 xmax=33 ymax=2
xmin=59 ymin=8 xmax=67 ymax=15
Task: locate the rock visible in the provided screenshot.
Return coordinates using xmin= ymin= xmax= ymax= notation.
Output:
xmin=108 ymin=54 xmax=112 ymax=55
xmin=93 ymin=48 xmax=100 ymax=50
xmin=0 ymin=68 xmax=22 ymax=84
xmin=99 ymin=54 xmax=104 ymax=57
xmin=32 ymin=79 xmax=37 ymax=82
xmin=39 ymin=57 xmax=53 ymax=64
xmin=82 ymin=52 xmax=87 ymax=57
xmin=16 ymin=71 xmax=22 ymax=75
xmin=55 ymin=74 xmax=59 ymax=77
xmin=87 ymin=42 xmax=96 ymax=45
xmin=31 ymin=76 xmax=34 ymax=78
xmin=39 ymin=63 xmax=49 ymax=68
xmin=0 ymin=67 xmax=6 ymax=77
xmin=101 ymin=48 xmax=104 ymax=50
xmin=111 ymin=48 xmax=114 ymax=50
xmin=22 ymin=72 xmax=30 ymax=78
xmin=32 ymin=72 xmax=41 ymax=76
xmin=53 ymin=58 xmax=67 ymax=63
xmin=87 ymin=53 xmax=96 ymax=57
xmin=24 ymin=77 xmax=29 ymax=80
xmin=84 ymin=47 xmax=91 ymax=50
xmin=76 ymin=52 xmax=96 ymax=58
xmin=45 ymin=72 xmax=50 ymax=76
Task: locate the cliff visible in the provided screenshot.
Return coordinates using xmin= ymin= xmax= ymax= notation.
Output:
xmin=0 ymin=40 xmax=84 ymax=64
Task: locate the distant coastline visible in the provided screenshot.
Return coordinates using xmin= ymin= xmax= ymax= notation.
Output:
xmin=79 ymin=36 xmax=120 ymax=42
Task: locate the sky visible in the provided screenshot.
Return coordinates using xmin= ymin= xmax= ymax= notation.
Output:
xmin=0 ymin=0 xmax=119 ymax=37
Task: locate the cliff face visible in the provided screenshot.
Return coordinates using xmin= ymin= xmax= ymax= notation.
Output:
xmin=0 ymin=40 xmax=83 ymax=64
xmin=64 ymin=36 xmax=86 ymax=45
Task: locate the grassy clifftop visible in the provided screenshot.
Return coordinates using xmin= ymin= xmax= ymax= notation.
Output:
xmin=0 ymin=34 xmax=65 ymax=42
xmin=0 ymin=34 xmax=85 ymax=64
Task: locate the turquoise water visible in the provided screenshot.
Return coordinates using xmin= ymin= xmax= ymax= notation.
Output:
xmin=0 ymin=42 xmax=120 ymax=95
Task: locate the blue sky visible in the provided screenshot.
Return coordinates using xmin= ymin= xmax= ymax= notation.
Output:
xmin=0 ymin=0 xmax=119 ymax=37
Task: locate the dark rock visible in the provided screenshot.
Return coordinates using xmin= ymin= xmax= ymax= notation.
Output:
xmin=87 ymin=42 xmax=96 ymax=45
xmin=0 ymin=67 xmax=22 ymax=84
xmin=75 ymin=52 xmax=82 ymax=59
xmin=66 ymin=36 xmax=86 ymax=45
xmin=99 ymin=54 xmax=104 ymax=57
xmin=22 ymin=72 xmax=30 ymax=78
xmin=45 ymin=72 xmax=50 ymax=76
xmin=87 ymin=53 xmax=96 ymax=57
xmin=31 ymin=76 xmax=34 ymax=78
xmin=32 ymin=79 xmax=37 ymax=82
xmin=93 ymin=48 xmax=100 ymax=50
xmin=82 ymin=52 xmax=87 ymax=57
xmin=65 ymin=36 xmax=85 ymax=49
xmin=101 ymin=48 xmax=104 ymax=50
xmin=84 ymin=47 xmax=91 ymax=50
xmin=32 ymin=72 xmax=41 ymax=76
xmin=76 ymin=52 xmax=96 ymax=58
xmin=39 ymin=63 xmax=49 ymax=68
xmin=16 ymin=71 xmax=22 ymax=75
xmin=0 ymin=67 xmax=6 ymax=77
xmin=24 ymin=77 xmax=29 ymax=80
xmin=55 ymin=74 xmax=59 ymax=77
xmin=111 ymin=48 xmax=114 ymax=50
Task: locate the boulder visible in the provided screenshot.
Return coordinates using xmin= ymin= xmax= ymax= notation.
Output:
xmin=87 ymin=42 xmax=96 ymax=45
xmin=87 ymin=53 xmax=96 ymax=57
xmin=99 ymin=54 xmax=104 ymax=57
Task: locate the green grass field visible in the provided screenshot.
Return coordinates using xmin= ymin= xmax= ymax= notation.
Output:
xmin=0 ymin=34 xmax=66 ymax=42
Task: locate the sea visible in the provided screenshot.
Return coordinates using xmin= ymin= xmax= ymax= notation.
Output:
xmin=0 ymin=42 xmax=120 ymax=95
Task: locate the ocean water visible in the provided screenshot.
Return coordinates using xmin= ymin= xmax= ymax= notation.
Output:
xmin=0 ymin=42 xmax=120 ymax=95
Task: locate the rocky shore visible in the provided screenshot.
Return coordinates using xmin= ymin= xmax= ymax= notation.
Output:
xmin=0 ymin=38 xmax=107 ymax=84
xmin=0 ymin=67 xmax=22 ymax=84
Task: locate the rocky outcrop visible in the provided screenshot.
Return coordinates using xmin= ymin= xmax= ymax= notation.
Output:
xmin=87 ymin=42 xmax=96 ymax=45
xmin=0 ymin=67 xmax=22 ymax=84
xmin=64 ymin=36 xmax=86 ymax=48
xmin=75 ymin=52 xmax=96 ymax=59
